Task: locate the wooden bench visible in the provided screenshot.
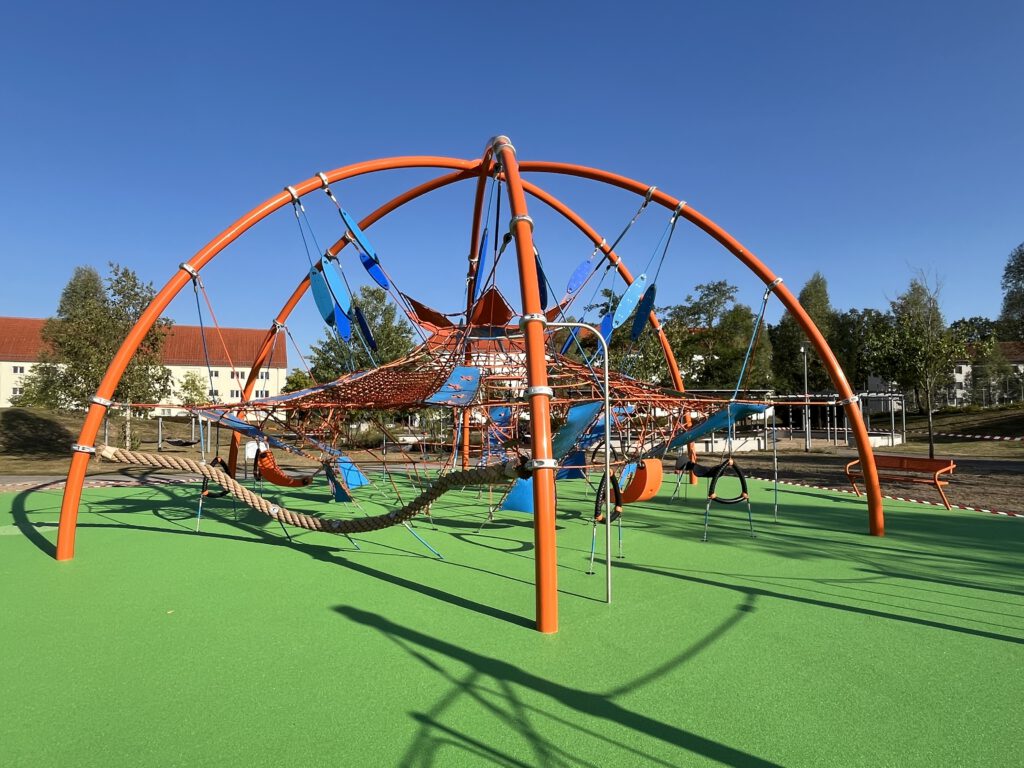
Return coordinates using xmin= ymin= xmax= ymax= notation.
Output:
xmin=845 ymin=455 xmax=957 ymax=509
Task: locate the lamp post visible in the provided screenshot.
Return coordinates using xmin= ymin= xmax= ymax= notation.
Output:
xmin=800 ymin=345 xmax=811 ymax=451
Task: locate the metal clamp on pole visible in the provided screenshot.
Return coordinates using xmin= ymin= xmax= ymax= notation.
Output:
xmin=284 ymin=185 xmax=301 ymax=204
xmin=272 ymin=320 xmax=285 ymax=332
xmin=317 ymin=172 xmax=331 ymax=190
xmin=179 ymin=262 xmax=200 ymax=280
xmin=72 ymin=444 xmax=96 ymax=455
xmin=524 ymin=385 xmax=554 ymax=398
xmin=837 ymin=394 xmax=860 ymax=406
xmin=90 ymin=395 xmax=113 ymax=408
xmin=643 ymin=186 xmax=657 ymax=206
xmin=509 ymin=214 xmax=534 ymax=233
xmin=670 ymin=200 xmax=687 ymax=220
xmin=518 ymin=313 xmax=547 ymax=330
xmin=490 ymin=136 xmax=516 ymax=157
xmin=525 ymin=458 xmax=558 ymax=472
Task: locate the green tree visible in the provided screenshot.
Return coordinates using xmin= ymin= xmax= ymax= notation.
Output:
xmin=176 ymin=371 xmax=209 ymax=407
xmin=869 ymin=276 xmax=965 ymax=457
xmin=662 ymin=282 xmax=771 ymax=390
xmin=967 ymin=339 xmax=1012 ymax=405
xmin=950 ymin=316 xmax=998 ymax=345
xmin=830 ymin=308 xmax=892 ymax=391
xmin=14 ymin=264 xmax=172 ymax=446
xmin=768 ymin=272 xmax=835 ymax=393
xmin=998 ymin=242 xmax=1024 ymax=341
xmin=308 ymin=286 xmax=415 ymax=381
xmin=282 ymin=368 xmax=315 ymax=393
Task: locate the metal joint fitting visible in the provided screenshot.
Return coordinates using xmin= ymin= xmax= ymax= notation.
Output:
xmin=272 ymin=320 xmax=285 ymax=332
xmin=525 ymin=385 xmax=554 ymax=398
xmin=285 ymin=185 xmax=300 ymax=203
xmin=179 ymin=262 xmax=200 ymax=279
xmin=317 ymin=172 xmax=331 ymax=189
xmin=72 ymin=444 xmax=96 ymax=455
xmin=490 ymin=136 xmax=516 ymax=156
xmin=526 ymin=458 xmax=559 ymax=472
xmin=767 ymin=277 xmax=784 ymax=291
xmin=509 ymin=214 xmax=534 ymax=233
xmin=837 ymin=394 xmax=860 ymax=406
xmin=90 ymin=395 xmax=113 ymax=408
xmin=643 ymin=186 xmax=657 ymax=205
xmin=671 ymin=200 xmax=687 ymax=219
xmin=518 ymin=313 xmax=547 ymax=330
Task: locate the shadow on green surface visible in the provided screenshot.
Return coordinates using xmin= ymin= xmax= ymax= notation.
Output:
xmin=336 ymin=601 xmax=780 ymax=768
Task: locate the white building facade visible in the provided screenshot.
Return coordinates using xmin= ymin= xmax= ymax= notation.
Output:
xmin=0 ymin=317 xmax=288 ymax=411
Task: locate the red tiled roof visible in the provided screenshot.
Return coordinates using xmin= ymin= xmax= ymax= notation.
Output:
xmin=998 ymin=341 xmax=1024 ymax=363
xmin=0 ymin=317 xmax=287 ymax=369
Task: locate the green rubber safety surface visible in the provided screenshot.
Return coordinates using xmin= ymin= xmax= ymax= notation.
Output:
xmin=1 ymin=473 xmax=1021 ymax=767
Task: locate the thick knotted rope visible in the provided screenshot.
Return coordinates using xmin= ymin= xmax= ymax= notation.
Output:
xmin=97 ymin=445 xmax=525 ymax=535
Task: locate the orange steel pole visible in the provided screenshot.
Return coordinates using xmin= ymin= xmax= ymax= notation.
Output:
xmin=493 ymin=136 xmax=559 ymax=633
xmin=519 ymin=161 xmax=884 ymax=536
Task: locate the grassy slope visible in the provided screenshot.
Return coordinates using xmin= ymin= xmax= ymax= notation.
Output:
xmin=1 ymin=474 xmax=1021 ymax=767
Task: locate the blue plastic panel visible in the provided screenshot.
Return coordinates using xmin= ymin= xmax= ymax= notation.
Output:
xmin=425 ymin=366 xmax=482 ymax=406
xmin=630 ymin=283 xmax=657 ymax=341
xmin=612 ymin=273 xmax=648 ymax=330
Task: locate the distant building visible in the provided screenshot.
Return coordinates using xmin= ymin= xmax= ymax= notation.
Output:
xmin=0 ymin=317 xmax=288 ymax=413
xmin=950 ymin=342 xmax=1024 ymax=406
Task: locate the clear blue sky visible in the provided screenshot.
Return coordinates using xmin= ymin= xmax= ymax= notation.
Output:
xmin=2 ymin=1 xmax=1021 ymax=360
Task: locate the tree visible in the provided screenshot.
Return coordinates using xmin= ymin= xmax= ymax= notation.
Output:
xmin=308 ymin=286 xmax=415 ymax=381
xmin=950 ymin=316 xmax=997 ymax=345
xmin=768 ymin=272 xmax=836 ymax=393
xmin=967 ymin=338 xmax=1012 ymax=405
xmin=998 ymin=242 xmax=1024 ymax=341
xmin=869 ymin=276 xmax=966 ymax=457
xmin=830 ymin=308 xmax=892 ymax=391
xmin=14 ymin=264 xmax=172 ymax=446
xmin=282 ymin=368 xmax=315 ymax=393
xmin=662 ymin=281 xmax=771 ymax=390
xmin=176 ymin=371 xmax=209 ymax=407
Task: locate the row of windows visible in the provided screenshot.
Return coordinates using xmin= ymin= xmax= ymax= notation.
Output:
xmin=205 ymin=370 xmax=271 ymax=379
xmin=228 ymin=389 xmax=270 ymax=399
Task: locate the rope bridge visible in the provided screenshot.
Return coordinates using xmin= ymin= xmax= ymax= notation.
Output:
xmin=97 ymin=445 xmax=526 ymax=535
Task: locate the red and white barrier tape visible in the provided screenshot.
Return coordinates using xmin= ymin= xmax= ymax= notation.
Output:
xmin=908 ymin=431 xmax=1023 ymax=442
xmin=750 ymin=476 xmax=1023 ymax=519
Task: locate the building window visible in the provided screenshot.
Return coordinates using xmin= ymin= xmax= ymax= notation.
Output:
xmin=208 ymin=389 xmax=219 ymax=398
xmin=955 ymin=365 xmax=963 ymax=374
xmin=230 ymin=389 xmax=241 ymax=399
xmin=210 ymin=370 xmax=219 ymax=378
xmin=12 ymin=365 xmax=24 ymax=374
xmin=259 ymin=371 xmax=270 ymax=380
xmin=255 ymin=390 xmax=269 ymax=398
xmin=231 ymin=370 xmax=248 ymax=380
xmin=12 ymin=387 xmax=22 ymax=396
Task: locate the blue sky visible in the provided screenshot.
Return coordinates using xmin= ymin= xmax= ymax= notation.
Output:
xmin=2 ymin=1 xmax=1021 ymax=360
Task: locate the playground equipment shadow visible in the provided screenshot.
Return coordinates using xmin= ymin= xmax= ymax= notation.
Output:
xmin=1 ymin=476 xmax=1021 ymax=767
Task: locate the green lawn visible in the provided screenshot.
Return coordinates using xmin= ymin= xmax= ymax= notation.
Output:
xmin=1 ymin=472 xmax=1021 ymax=767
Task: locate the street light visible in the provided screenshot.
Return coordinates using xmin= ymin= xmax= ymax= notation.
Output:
xmin=799 ymin=345 xmax=811 ymax=451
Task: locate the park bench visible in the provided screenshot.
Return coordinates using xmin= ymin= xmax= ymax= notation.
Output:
xmin=845 ymin=454 xmax=957 ymax=509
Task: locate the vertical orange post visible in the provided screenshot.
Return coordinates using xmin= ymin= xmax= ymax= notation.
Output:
xmin=493 ymin=136 xmax=559 ymax=633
